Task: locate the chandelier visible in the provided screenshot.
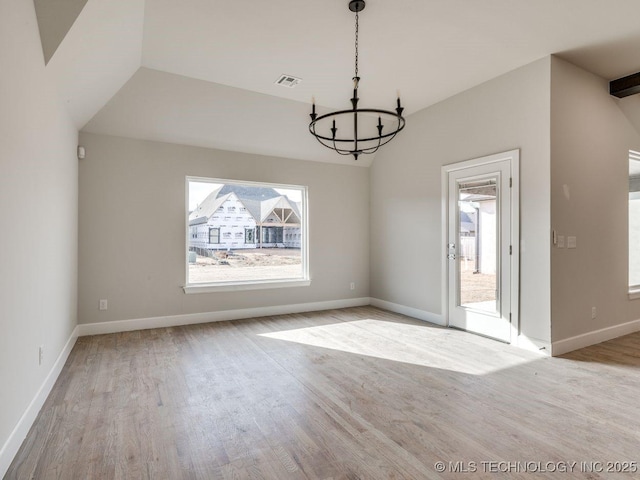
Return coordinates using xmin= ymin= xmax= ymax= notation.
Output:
xmin=309 ymin=0 xmax=406 ymax=161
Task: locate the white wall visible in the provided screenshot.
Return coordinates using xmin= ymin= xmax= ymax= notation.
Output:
xmin=370 ymin=57 xmax=552 ymax=345
xmin=0 ymin=0 xmax=78 ymax=473
xmin=550 ymin=56 xmax=640 ymax=342
xmin=77 ymin=133 xmax=369 ymax=324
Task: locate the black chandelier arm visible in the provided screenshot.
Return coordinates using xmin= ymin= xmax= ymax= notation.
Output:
xmin=366 ymin=127 xmax=401 ymax=151
xmin=309 ymin=128 xmax=352 ymax=155
xmin=353 ymin=139 xmax=382 ymax=156
xmin=311 ymin=108 xmax=405 ymax=124
xmin=309 ymin=109 xmax=405 ymax=144
xmin=311 ymin=131 xmax=370 ymax=157
xmin=332 ymin=129 xmax=383 ymax=156
xmin=309 ymin=121 xmax=404 ymax=144
xmin=306 ymin=0 xmax=405 ymax=160
xmin=311 ymin=121 xmax=397 ymax=158
xmin=309 ymin=113 xmax=404 ymax=159
xmin=312 ymin=126 xmax=404 ymax=160
xmin=337 ymin=125 xmax=399 ymax=155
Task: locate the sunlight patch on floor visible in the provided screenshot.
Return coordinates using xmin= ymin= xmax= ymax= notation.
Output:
xmin=259 ymin=319 xmax=540 ymax=375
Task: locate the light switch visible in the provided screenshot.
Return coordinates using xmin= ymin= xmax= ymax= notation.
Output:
xmin=558 ymin=235 xmax=565 ymax=248
xmin=567 ymin=236 xmax=577 ymax=249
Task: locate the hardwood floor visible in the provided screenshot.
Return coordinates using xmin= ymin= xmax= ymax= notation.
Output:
xmin=6 ymin=306 xmax=640 ymax=479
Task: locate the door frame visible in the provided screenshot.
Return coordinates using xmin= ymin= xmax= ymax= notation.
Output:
xmin=441 ymin=149 xmax=520 ymax=343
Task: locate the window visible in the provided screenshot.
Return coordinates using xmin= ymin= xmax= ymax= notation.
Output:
xmin=186 ymin=177 xmax=309 ymax=292
xmin=630 ymin=151 xmax=640 ymax=297
xmin=209 ymin=228 xmax=220 ymax=244
xmin=261 ymin=226 xmax=283 ymax=244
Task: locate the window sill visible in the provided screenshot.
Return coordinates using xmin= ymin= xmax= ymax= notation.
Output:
xmin=183 ymin=278 xmax=311 ymax=294
xmin=629 ymin=289 xmax=640 ymax=300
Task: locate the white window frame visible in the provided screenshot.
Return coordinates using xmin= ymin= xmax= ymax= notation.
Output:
xmin=208 ymin=227 xmax=220 ymax=244
xmin=630 ymin=151 xmax=640 ymax=299
xmin=184 ymin=176 xmax=310 ymax=293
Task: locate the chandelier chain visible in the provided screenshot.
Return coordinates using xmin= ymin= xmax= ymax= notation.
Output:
xmin=354 ymin=10 xmax=359 ymax=79
xmin=308 ymin=0 xmax=405 ymax=160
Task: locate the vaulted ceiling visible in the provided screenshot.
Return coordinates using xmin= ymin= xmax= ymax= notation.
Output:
xmin=38 ymin=0 xmax=640 ymax=166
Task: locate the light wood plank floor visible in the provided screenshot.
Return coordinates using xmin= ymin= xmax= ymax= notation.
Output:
xmin=6 ymin=306 xmax=640 ymax=479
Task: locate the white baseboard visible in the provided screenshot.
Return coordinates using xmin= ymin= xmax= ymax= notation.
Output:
xmin=516 ymin=334 xmax=551 ymax=355
xmin=77 ymin=297 xmax=371 ymax=336
xmin=369 ymin=299 xmax=554 ymax=356
xmin=0 ymin=326 xmax=79 ymax=478
xmin=370 ymin=298 xmax=445 ymax=326
xmin=1 ymin=297 xmax=370 ymax=475
xmin=552 ymin=318 xmax=640 ymax=356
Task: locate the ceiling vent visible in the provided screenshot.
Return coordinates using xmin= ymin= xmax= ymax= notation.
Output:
xmin=275 ymin=74 xmax=302 ymax=88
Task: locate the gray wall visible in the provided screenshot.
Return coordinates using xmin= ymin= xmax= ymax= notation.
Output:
xmin=550 ymin=56 xmax=640 ymax=342
xmin=0 ymin=0 xmax=78 ymax=465
xmin=34 ymin=0 xmax=89 ymax=63
xmin=77 ymin=133 xmax=369 ymax=324
xmin=370 ymin=57 xmax=552 ymax=344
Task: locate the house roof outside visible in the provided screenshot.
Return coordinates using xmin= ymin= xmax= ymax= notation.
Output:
xmin=218 ymin=184 xmax=281 ymax=222
xmin=189 ymin=186 xmax=226 ymax=222
xmin=189 ymin=216 xmax=208 ymax=227
xmin=259 ymin=195 xmax=301 ymax=223
xmin=189 ymin=184 xmax=302 ymax=226
xmin=218 ymin=184 xmax=280 ymax=202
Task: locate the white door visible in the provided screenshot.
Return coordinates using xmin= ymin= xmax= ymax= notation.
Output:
xmin=443 ymin=151 xmax=518 ymax=343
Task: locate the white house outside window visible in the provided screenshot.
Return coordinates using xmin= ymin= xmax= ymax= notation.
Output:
xmin=185 ymin=177 xmax=309 ymax=292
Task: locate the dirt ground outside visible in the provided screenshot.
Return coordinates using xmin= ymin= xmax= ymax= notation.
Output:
xmin=189 ymin=248 xmax=496 ymax=296
xmin=188 ymin=248 xmax=302 ymax=283
xmin=459 ymin=261 xmax=496 ymax=305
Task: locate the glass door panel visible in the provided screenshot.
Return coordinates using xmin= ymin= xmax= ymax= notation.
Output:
xmin=446 ymin=154 xmax=512 ymax=343
xmin=457 ymin=178 xmax=498 ymax=314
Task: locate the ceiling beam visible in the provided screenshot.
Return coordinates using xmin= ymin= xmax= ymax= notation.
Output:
xmin=610 ymin=72 xmax=640 ymax=98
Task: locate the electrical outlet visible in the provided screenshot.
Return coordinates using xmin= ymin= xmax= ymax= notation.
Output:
xmin=350 ymin=282 xmax=355 ymax=291
xmin=592 ymin=306 xmax=597 ymax=319
xmin=99 ymin=299 xmax=108 ymax=311
xmin=38 ymin=345 xmax=43 ymax=366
